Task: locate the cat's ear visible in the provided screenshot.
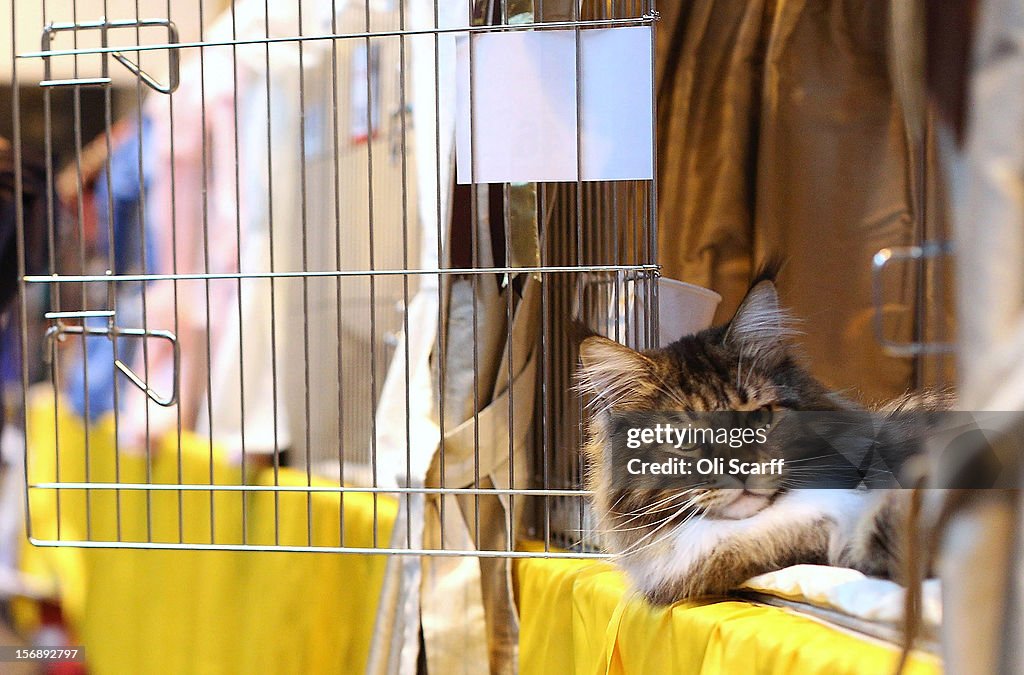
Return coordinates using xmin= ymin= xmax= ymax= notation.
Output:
xmin=724 ymin=278 xmax=797 ymax=361
xmin=577 ymin=336 xmax=653 ymax=406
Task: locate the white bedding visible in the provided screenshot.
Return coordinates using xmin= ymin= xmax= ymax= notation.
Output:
xmin=741 ymin=564 xmax=941 ymax=630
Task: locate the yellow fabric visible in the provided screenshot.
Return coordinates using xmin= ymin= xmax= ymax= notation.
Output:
xmin=516 ymin=549 xmax=942 ymax=675
xmin=18 ymin=391 xmax=396 ymax=675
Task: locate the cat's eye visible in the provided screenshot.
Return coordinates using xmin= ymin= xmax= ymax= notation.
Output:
xmin=752 ymin=405 xmax=775 ymax=424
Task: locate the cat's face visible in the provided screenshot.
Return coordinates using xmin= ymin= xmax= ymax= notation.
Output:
xmin=578 ymin=273 xmax=839 ymax=523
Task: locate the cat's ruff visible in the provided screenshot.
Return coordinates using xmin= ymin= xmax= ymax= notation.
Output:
xmin=615 ymin=489 xmax=871 ymax=601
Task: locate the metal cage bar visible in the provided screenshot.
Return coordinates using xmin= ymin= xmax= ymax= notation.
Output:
xmin=9 ymin=0 xmax=658 ymax=558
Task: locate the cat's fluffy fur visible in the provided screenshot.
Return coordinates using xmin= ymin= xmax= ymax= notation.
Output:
xmin=577 ymin=263 xmax=944 ymax=604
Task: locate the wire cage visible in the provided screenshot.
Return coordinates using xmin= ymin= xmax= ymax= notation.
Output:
xmin=7 ymin=0 xmax=658 ymax=560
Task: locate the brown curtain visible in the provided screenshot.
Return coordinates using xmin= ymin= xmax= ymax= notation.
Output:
xmin=656 ymin=0 xmax=937 ymax=402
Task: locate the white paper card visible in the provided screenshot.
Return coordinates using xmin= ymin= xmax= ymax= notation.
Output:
xmin=456 ymin=27 xmax=653 ymax=183
xmin=578 ymin=27 xmax=654 ymax=181
xmin=456 ymin=30 xmax=578 ymax=182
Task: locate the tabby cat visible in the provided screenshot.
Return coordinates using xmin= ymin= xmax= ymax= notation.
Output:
xmin=577 ymin=264 xmax=944 ymax=604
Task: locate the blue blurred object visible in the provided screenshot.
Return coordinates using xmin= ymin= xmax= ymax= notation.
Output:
xmin=66 ymin=117 xmax=156 ymax=421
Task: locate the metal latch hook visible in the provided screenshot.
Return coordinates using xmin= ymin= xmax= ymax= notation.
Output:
xmin=44 ymin=322 xmax=180 ymax=407
xmin=871 ymin=241 xmax=955 ymax=357
xmin=40 ymin=18 xmax=181 ymax=94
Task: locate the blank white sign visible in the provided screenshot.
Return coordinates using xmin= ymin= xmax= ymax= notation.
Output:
xmin=455 ymin=26 xmax=654 ymax=184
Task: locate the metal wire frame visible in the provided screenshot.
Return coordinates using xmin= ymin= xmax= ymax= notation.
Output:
xmin=25 ymin=540 xmax=611 ymax=558
xmin=25 ymin=264 xmax=659 ymax=283
xmin=17 ymin=16 xmax=655 ymax=60
xmin=10 ymin=0 xmax=658 ymax=558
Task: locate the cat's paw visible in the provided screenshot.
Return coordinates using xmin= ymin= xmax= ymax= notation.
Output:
xmin=830 ymin=489 xmax=910 ymax=581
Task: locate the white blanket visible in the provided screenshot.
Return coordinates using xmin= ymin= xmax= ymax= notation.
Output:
xmin=742 ymin=564 xmax=942 ymax=630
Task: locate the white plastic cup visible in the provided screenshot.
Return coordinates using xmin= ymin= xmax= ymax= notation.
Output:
xmin=578 ymin=274 xmax=721 ymax=348
xmin=649 ymin=277 xmax=722 ymax=345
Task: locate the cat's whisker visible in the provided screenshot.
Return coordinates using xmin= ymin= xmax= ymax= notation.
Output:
xmin=610 ymin=491 xmax=686 ymax=520
xmin=614 ymin=499 xmax=694 ymax=543
xmin=783 ymin=454 xmax=845 ymax=464
xmin=616 ymin=491 xmax=710 ymax=550
xmin=779 ymin=465 xmax=839 ymax=472
xmin=616 ymin=495 xmax=706 ymax=527
xmin=614 ymin=501 xmax=693 ymax=558
xmin=617 ymin=501 xmax=707 ymax=559
xmin=610 ymin=487 xmax=708 ymax=525
xmin=606 ymin=491 xmax=688 ymax=518
xmin=598 ymin=516 xmax=684 ymax=535
xmin=605 ymin=486 xmax=700 ymax=519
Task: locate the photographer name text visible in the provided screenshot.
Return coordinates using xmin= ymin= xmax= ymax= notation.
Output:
xmin=625 ymin=457 xmax=785 ymax=476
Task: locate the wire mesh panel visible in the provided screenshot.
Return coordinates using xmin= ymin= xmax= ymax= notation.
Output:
xmin=9 ymin=0 xmax=657 ymax=558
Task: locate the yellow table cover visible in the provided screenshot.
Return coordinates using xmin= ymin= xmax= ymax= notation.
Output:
xmin=516 ymin=550 xmax=942 ymax=675
xmin=17 ymin=391 xmax=396 ymax=675
xmin=16 ymin=390 xmax=944 ymax=674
